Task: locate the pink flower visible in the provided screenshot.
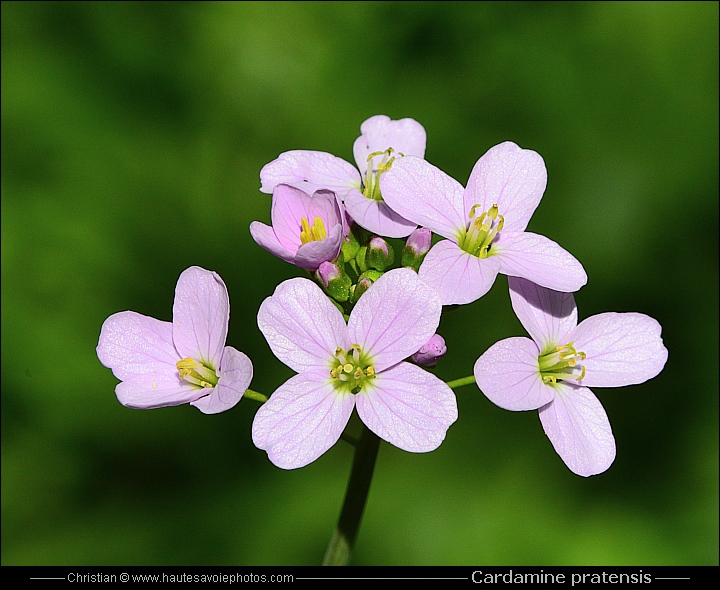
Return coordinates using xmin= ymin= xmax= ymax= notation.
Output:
xmin=474 ymin=277 xmax=668 ymax=476
xmin=250 ymin=184 xmax=346 ymax=271
xmin=97 ymin=266 xmax=253 ymax=414
xmin=252 ymin=268 xmax=458 ymax=469
xmin=259 ymin=115 xmax=426 ymax=238
xmin=381 ymin=141 xmax=587 ymax=305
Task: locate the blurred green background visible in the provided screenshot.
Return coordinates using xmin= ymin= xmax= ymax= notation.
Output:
xmin=2 ymin=1 xmax=718 ymax=566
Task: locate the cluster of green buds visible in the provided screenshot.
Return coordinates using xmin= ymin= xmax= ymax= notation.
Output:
xmin=314 ymin=223 xmax=433 ymax=315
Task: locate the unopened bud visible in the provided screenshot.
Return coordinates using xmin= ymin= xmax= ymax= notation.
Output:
xmin=367 ymin=236 xmax=395 ymax=271
xmin=402 ymin=227 xmax=432 ymax=270
xmin=341 ymin=227 xmax=361 ymax=264
xmin=351 ymin=270 xmax=383 ymax=304
xmin=316 ymin=261 xmax=352 ymax=302
xmin=411 ymin=334 xmax=447 ymax=368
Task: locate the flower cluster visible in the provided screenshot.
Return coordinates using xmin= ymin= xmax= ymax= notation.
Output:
xmin=97 ymin=114 xmax=667 ymax=478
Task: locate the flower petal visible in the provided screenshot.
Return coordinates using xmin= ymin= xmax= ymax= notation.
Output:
xmin=260 ymin=150 xmax=361 ymax=198
xmin=191 ymin=346 xmax=253 ymax=414
xmin=97 ymin=311 xmax=179 ymax=381
xmin=343 ymin=188 xmax=417 ymax=238
xmin=257 ymin=278 xmax=349 ymax=373
xmin=172 ymin=267 xmax=229 ymax=367
xmin=294 ymin=222 xmax=344 ymax=270
xmin=268 ymin=184 xmax=312 ymax=252
xmin=538 ymin=383 xmax=616 ymax=477
xmin=474 ymin=337 xmax=555 ymax=411
xmin=381 ymin=156 xmax=466 ymax=240
xmin=418 ymin=240 xmax=501 ymax=305
xmin=355 ymin=362 xmax=457 ymax=452
xmin=464 ymin=141 xmax=547 ymax=233
xmin=348 ymin=268 xmax=441 ymax=371
xmin=494 ymin=231 xmax=587 ymax=293
xmin=249 ymin=221 xmax=298 ymax=266
xmin=353 ymin=115 xmax=426 ymax=176
xmin=566 ymin=313 xmax=668 ymax=388
xmin=508 ymin=276 xmax=578 ymax=351
xmin=115 ymin=373 xmax=203 ymax=409
xmin=252 ymin=372 xmax=355 ymax=469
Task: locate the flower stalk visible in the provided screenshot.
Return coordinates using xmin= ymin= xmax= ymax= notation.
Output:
xmin=322 ymin=425 xmax=381 ymax=566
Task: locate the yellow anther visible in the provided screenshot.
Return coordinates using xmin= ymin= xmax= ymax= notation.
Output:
xmin=300 ymin=216 xmax=327 ymax=245
xmin=343 ymin=364 xmax=354 ymax=374
xmin=176 ymin=358 xmax=197 ymax=370
xmin=335 ymin=347 xmax=344 ymax=356
xmin=365 ymin=366 xmax=375 ymax=377
xmin=354 ymin=368 xmax=364 ymax=379
xmin=488 ymin=204 xmax=499 ymax=219
xmin=311 ymin=217 xmax=326 ymax=241
xmin=367 ymin=150 xmax=386 ymax=161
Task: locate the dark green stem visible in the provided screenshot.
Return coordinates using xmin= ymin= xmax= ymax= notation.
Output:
xmin=322 ymin=425 xmax=381 ymax=565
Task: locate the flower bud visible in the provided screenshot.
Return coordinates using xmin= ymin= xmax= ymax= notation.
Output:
xmin=401 ymin=227 xmax=432 ymax=271
xmin=366 ymin=236 xmax=395 ymax=271
xmin=341 ymin=226 xmax=361 ymax=264
xmin=411 ymin=333 xmax=447 ymax=368
xmin=351 ymin=270 xmax=383 ymax=304
xmin=316 ymin=261 xmax=352 ymax=302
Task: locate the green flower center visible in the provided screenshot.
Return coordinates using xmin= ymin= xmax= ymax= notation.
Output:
xmin=330 ymin=345 xmax=376 ymax=394
xmin=176 ymin=357 xmax=218 ymax=389
xmin=457 ymin=204 xmax=504 ymax=258
xmin=299 ymin=216 xmax=327 ymax=244
xmin=363 ymin=148 xmax=402 ymax=202
xmin=538 ymin=342 xmax=586 ymax=385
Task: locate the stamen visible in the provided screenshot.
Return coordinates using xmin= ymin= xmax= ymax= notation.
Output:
xmin=176 ymin=357 xmax=218 ymax=389
xmin=458 ymin=204 xmax=503 ymax=258
xmin=329 ymin=346 xmax=376 ymax=393
xmin=300 ymin=216 xmax=327 ymax=245
xmin=538 ymin=342 xmax=587 ymax=385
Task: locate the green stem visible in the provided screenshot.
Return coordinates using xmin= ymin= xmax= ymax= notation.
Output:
xmin=242 ymin=389 xmax=267 ymax=403
xmin=322 ymin=425 xmax=381 ymax=565
xmin=445 ymin=375 xmax=476 ymax=390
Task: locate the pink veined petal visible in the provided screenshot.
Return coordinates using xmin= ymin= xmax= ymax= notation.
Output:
xmin=566 ymin=312 xmax=668 ymax=388
xmin=172 ymin=267 xmax=229 ymax=367
xmin=257 ymin=278 xmax=349 ymax=373
xmin=508 ymin=276 xmax=578 ymax=351
xmin=259 ymin=150 xmax=361 ymax=199
xmin=348 ymin=268 xmax=441 ymax=371
xmin=353 ymin=115 xmax=426 ymax=176
xmin=251 ymin=371 xmax=355 ymax=469
xmin=474 ymin=337 xmax=555 ymax=411
xmin=418 ymin=240 xmax=501 ymax=305
xmin=355 ymin=362 xmax=457 ymax=453
xmin=268 ymin=184 xmax=312 ymax=252
xmin=538 ymin=382 xmax=616 ymax=477
xmin=306 ymin=189 xmax=345 ymax=229
xmin=97 ymin=311 xmax=179 ymax=382
xmin=293 ymin=222 xmax=344 ymax=270
xmin=115 ymin=372 xmax=204 ymax=410
xmin=493 ymin=231 xmax=587 ymax=293
xmin=380 ymin=156 xmax=466 ymax=240
xmin=249 ymin=221 xmax=298 ymax=266
xmin=191 ymin=347 xmax=253 ymax=414
xmin=343 ymin=188 xmax=417 ymax=238
xmin=464 ymin=141 xmax=547 ymax=233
